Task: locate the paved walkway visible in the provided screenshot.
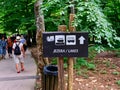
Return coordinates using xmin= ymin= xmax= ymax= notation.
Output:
xmin=0 ymin=50 xmax=37 ymax=90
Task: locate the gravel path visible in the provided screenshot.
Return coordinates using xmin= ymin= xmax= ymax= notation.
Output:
xmin=0 ymin=50 xmax=37 ymax=90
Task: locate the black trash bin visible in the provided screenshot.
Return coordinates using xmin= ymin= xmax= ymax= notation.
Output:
xmin=43 ymin=65 xmax=58 ymax=90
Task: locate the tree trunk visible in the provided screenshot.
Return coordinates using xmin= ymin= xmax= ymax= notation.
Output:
xmin=34 ymin=0 xmax=49 ymax=89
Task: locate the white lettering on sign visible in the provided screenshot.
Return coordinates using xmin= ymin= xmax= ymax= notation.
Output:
xmin=53 ymin=49 xmax=66 ymax=53
xmin=66 ymin=49 xmax=78 ymax=53
xmin=53 ymin=49 xmax=78 ymax=53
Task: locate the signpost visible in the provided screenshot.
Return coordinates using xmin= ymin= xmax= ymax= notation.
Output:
xmin=43 ymin=31 xmax=88 ymax=90
xmin=43 ymin=32 xmax=88 ymax=57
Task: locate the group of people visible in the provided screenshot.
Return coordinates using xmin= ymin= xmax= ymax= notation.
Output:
xmin=0 ymin=34 xmax=27 ymax=73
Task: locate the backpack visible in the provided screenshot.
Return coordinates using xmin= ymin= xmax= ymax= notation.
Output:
xmin=14 ymin=43 xmax=21 ymax=55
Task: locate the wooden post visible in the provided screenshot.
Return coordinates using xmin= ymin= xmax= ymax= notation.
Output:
xmin=67 ymin=14 xmax=75 ymax=90
xmin=57 ymin=25 xmax=66 ymax=90
xmin=68 ymin=0 xmax=75 ymax=89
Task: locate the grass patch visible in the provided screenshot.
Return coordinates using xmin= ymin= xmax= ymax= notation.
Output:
xmin=76 ymin=69 xmax=89 ymax=79
xmin=116 ymin=51 xmax=120 ymax=58
xmin=100 ymin=70 xmax=107 ymax=74
xmin=74 ymin=58 xmax=96 ymax=70
xmin=112 ymin=71 xmax=119 ymax=75
xmin=116 ymin=80 xmax=120 ymax=86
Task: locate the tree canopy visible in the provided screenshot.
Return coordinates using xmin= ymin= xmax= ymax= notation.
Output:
xmin=0 ymin=0 xmax=36 ymax=35
xmin=0 ymin=0 xmax=120 ymax=48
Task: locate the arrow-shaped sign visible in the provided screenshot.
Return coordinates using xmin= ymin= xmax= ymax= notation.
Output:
xmin=79 ymin=36 xmax=85 ymax=44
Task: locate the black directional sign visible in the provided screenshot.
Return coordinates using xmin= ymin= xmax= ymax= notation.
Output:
xmin=43 ymin=32 xmax=88 ymax=57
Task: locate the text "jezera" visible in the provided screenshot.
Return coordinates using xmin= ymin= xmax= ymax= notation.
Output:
xmin=53 ymin=49 xmax=78 ymax=53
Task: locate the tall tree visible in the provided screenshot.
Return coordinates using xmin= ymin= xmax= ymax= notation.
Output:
xmin=34 ymin=0 xmax=49 ymax=89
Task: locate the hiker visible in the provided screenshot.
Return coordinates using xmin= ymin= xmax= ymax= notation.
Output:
xmin=1 ymin=36 xmax=7 ymax=59
xmin=20 ymin=35 xmax=27 ymax=52
xmin=12 ymin=36 xmax=25 ymax=73
xmin=0 ymin=38 xmax=3 ymax=59
xmin=7 ymin=37 xmax=13 ymax=58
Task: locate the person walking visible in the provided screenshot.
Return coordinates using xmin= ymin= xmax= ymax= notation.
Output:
xmin=12 ymin=36 xmax=25 ymax=73
xmin=0 ymin=38 xmax=3 ymax=59
xmin=1 ymin=36 xmax=7 ymax=59
xmin=20 ymin=35 xmax=27 ymax=52
xmin=7 ymin=37 xmax=13 ymax=58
